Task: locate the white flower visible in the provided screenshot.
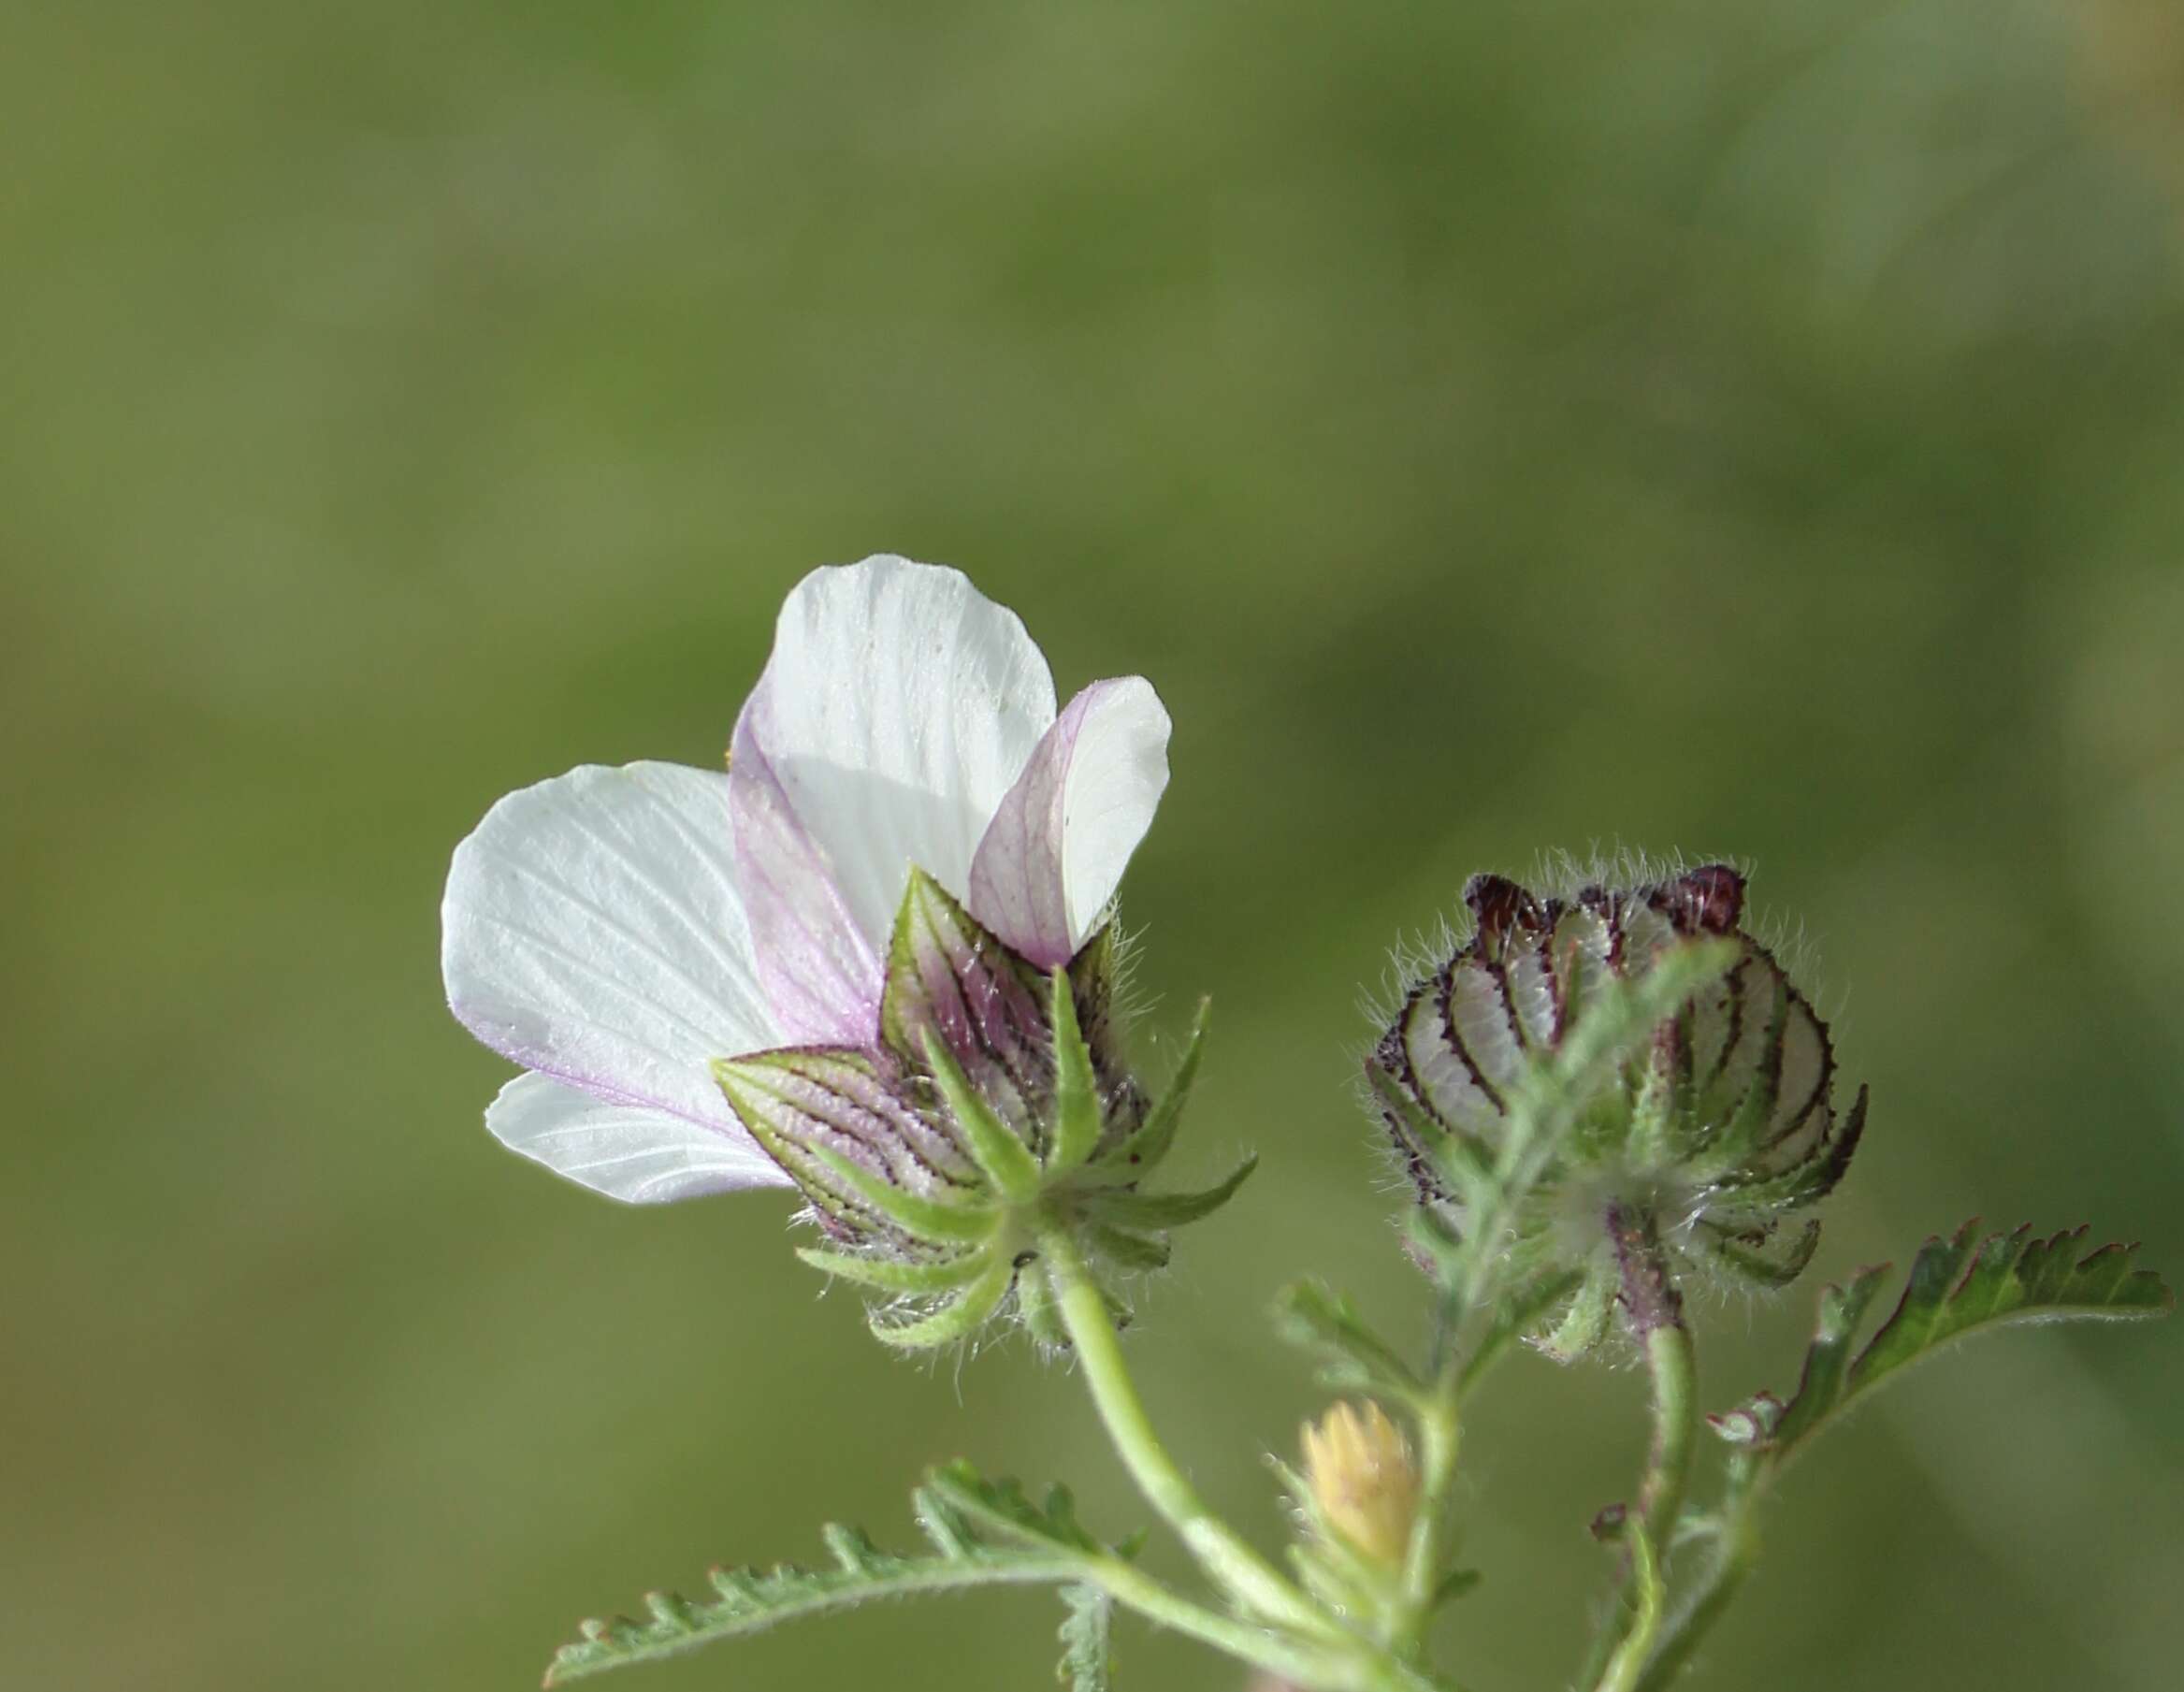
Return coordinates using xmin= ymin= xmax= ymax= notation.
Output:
xmin=440 ymin=557 xmax=1173 ymax=1203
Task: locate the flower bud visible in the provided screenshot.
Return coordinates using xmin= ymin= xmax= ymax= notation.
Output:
xmin=1300 ymin=1401 xmax=1420 ymax=1569
xmin=1367 ymin=863 xmax=1866 ymax=1359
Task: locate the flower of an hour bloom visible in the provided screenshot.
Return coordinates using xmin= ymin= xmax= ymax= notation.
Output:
xmin=444 ymin=556 xmax=1247 ymax=1350
xmin=440 ymin=556 xmax=1172 ymax=1207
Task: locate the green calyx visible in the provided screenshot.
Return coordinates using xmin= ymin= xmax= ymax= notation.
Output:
xmin=1368 ymin=863 xmax=1868 ymax=1361
xmin=716 ymin=871 xmax=1248 ymax=1353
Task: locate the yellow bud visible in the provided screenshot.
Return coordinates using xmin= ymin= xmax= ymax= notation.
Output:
xmin=1300 ymin=1400 xmax=1419 ymax=1568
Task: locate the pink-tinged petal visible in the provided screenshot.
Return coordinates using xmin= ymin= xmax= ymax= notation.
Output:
xmin=486 ymin=1072 xmax=791 ymax=1202
xmin=734 ymin=556 xmax=1057 ymax=957
xmin=967 ymin=676 xmax=1171 ymax=965
xmin=729 ymin=687 xmax=885 ymax=1046
xmin=441 ymin=761 xmax=782 ymax=1158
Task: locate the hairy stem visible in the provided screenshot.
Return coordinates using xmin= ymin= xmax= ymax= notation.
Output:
xmin=1390 ymin=1364 xmax=1461 ymax=1658
xmin=1035 ymin=1221 xmax=1332 ymax=1638
xmin=1578 ymin=1214 xmax=1699 ymax=1688
xmin=1636 ymin=1323 xmax=1699 ymax=1552
xmin=1591 ymin=1523 xmax=1666 ymax=1692
xmin=1080 ymin=1555 xmax=1361 ymax=1690
xmin=1633 ymin=1476 xmax=1763 ymax=1692
xmin=1038 ymin=1222 xmax=1461 ymax=1692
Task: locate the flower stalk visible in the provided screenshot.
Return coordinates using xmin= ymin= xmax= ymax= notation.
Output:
xmin=1637 ymin=1323 xmax=1699 ymax=1563
xmin=1591 ymin=1517 xmax=1666 ymax=1692
xmin=1577 ymin=1218 xmax=1699 ymax=1689
xmin=1633 ymin=1473 xmax=1762 ymax=1692
xmin=1034 ymin=1220 xmax=1332 ymax=1639
xmin=1069 ymin=1554 xmax=1367 ymax=1692
xmin=1390 ymin=1375 xmax=1461 ymax=1658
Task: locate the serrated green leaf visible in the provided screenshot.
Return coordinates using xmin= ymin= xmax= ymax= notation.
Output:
xmin=911 ymin=1487 xmax=978 ymax=1558
xmin=543 ymin=1514 xmax=1086 ymax=1685
xmin=1057 ymin=1583 xmax=1114 ymax=1692
xmin=1041 ymin=1482 xmax=1090 ymax=1541
xmin=1757 ymin=1268 xmax=1888 ymax=1455
xmin=1625 ymin=1044 xmax=1677 ymax=1171
xmin=1272 ymin=1280 xmax=1425 ymax=1398
xmin=1456 ymin=1266 xmax=1587 ymax=1388
xmin=1763 ymin=1220 xmax=2172 ymax=1461
xmin=1404 ymin=1203 xmax=1467 ymax=1275
xmin=819 ymin=1522 xmax=886 ymax=1573
xmin=924 ymin=1461 xmax=1108 ymax=1554
xmin=1532 ymin=1265 xmax=1618 ymax=1366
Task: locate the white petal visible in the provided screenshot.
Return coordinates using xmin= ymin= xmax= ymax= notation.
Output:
xmin=968 ymin=677 xmax=1172 ymax=964
xmin=486 ymin=1072 xmax=790 ymax=1202
xmin=441 ymin=761 xmax=782 ymax=1151
xmin=728 ymin=690 xmax=884 ymax=1046
xmin=739 ymin=557 xmax=1057 ymax=955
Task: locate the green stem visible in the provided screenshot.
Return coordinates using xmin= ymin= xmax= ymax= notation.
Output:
xmin=1037 ymin=1223 xmax=1473 ymax=1692
xmin=1081 ymin=1555 xmax=1361 ymax=1691
xmin=1390 ymin=1364 xmax=1461 ymax=1657
xmin=1387 ymin=1270 xmax=1574 ymax=1659
xmin=1591 ymin=1522 xmax=1665 ymax=1692
xmin=1576 ymin=1314 xmax=1699 ymax=1687
xmin=1633 ymin=1475 xmax=1762 ymax=1692
xmin=1034 ymin=1221 xmax=1333 ymax=1639
xmin=1637 ymin=1323 xmax=1698 ymax=1554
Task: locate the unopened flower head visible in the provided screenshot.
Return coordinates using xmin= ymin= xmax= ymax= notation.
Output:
xmin=442 ymin=557 xmax=1243 ymax=1352
xmin=1367 ymin=862 xmax=1867 ymax=1360
xmin=1299 ymin=1401 xmax=1420 ymax=1569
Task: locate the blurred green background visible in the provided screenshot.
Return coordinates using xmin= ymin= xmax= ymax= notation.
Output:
xmin=7 ymin=2 xmax=2182 ymax=1689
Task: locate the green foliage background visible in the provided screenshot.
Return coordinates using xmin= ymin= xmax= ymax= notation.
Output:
xmin=7 ymin=3 xmax=2181 ymax=1688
